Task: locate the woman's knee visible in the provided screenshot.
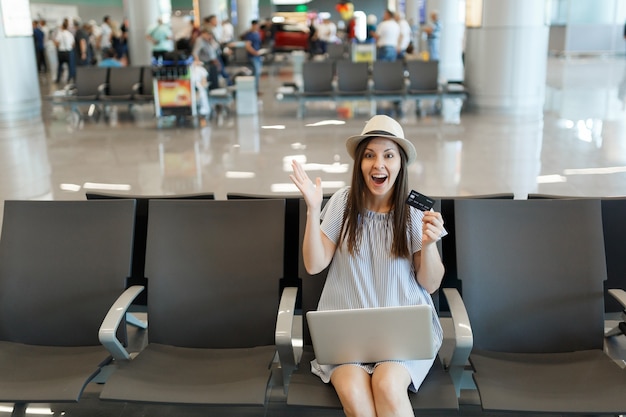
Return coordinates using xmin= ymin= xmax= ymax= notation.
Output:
xmin=371 ymin=364 xmax=412 ymax=408
xmin=331 ymin=366 xmax=375 ymax=417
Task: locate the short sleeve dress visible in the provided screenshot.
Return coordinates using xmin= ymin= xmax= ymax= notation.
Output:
xmin=311 ymin=186 xmax=444 ymax=392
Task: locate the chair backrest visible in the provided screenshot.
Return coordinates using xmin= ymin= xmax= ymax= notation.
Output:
xmin=454 ymin=199 xmax=607 ymax=353
xmin=406 ymin=60 xmax=439 ymax=92
xmin=85 ymin=192 xmax=215 ymax=305
xmin=435 ymin=194 xmax=515 ymax=312
xmin=527 ymin=195 xmax=626 ymax=313
xmin=302 ymin=61 xmax=334 ymax=95
xmin=226 ymin=193 xmax=302 ymax=306
xmin=298 ymin=198 xmax=331 ymax=346
xmin=0 ymin=200 xmax=135 ymax=346
xmin=336 ymin=60 xmax=369 ymax=94
xmin=233 ymin=46 xmax=248 ymax=65
xmin=145 ymin=199 xmax=285 ymax=348
xmin=326 ymin=43 xmax=346 ymax=61
xmin=372 ymin=61 xmax=405 ymax=93
xmin=140 ymin=66 xmax=154 ymax=96
xmin=75 ymin=66 xmax=109 ymax=96
xmin=107 ymin=66 xmax=142 ymax=96
xmin=600 ymin=198 xmax=626 ymax=312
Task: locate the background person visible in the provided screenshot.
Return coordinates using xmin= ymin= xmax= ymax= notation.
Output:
xmin=244 ymin=19 xmax=263 ymax=94
xmin=375 ymin=9 xmax=400 ymax=62
xmin=423 ymin=11 xmax=441 ymax=61
xmin=146 ymin=18 xmax=174 ymax=58
xmin=54 ymin=19 xmax=75 ymax=83
xmin=33 ymin=20 xmax=47 ymax=74
xmin=289 ymin=115 xmax=446 ymax=417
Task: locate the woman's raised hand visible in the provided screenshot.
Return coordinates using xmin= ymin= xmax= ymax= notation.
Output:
xmin=289 ymin=160 xmax=323 ymax=211
xmin=422 ymin=210 xmax=445 ymax=246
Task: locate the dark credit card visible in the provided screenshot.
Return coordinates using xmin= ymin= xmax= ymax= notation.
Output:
xmin=406 ymin=190 xmax=435 ymax=211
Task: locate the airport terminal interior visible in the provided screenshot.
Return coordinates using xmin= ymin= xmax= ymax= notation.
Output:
xmin=0 ymin=50 xmax=624 ymax=417
xmin=1 ymin=1 xmax=626 ymax=416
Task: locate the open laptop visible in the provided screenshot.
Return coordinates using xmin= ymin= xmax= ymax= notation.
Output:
xmin=306 ymin=305 xmax=436 ymax=365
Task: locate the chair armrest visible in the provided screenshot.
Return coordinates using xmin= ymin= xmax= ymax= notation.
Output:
xmin=275 ymin=286 xmax=298 ymax=393
xmin=605 ymin=289 xmax=626 ymax=337
xmin=609 ymin=289 xmax=626 ymax=310
xmin=98 ymin=83 xmax=108 ymax=97
xmin=99 ymin=285 xmax=145 ymax=360
xmin=442 ymin=287 xmax=473 ymax=397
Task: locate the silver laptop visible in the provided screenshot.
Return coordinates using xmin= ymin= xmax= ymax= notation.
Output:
xmin=306 ymin=305 xmax=436 ymax=365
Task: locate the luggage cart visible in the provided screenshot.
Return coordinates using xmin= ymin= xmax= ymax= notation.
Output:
xmin=153 ymin=56 xmax=199 ymax=128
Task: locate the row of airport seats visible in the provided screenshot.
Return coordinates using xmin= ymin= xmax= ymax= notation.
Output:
xmin=275 ymin=59 xmax=467 ymax=118
xmin=47 ymin=66 xmax=155 ymax=122
xmin=0 ymin=195 xmax=625 ymax=415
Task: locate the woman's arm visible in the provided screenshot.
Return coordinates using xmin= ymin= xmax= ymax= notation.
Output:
xmin=290 ymin=160 xmax=336 ymax=274
xmin=414 ymin=210 xmax=445 ymax=294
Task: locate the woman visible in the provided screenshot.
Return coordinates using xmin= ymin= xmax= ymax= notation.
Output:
xmin=290 ymin=115 xmax=446 ymax=417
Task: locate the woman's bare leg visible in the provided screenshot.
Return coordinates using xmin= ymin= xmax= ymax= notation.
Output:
xmin=331 ymin=364 xmax=377 ymax=417
xmin=371 ymin=362 xmax=414 ymax=417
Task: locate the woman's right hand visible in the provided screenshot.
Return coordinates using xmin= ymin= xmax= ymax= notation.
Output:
xmin=289 ymin=159 xmax=323 ymax=211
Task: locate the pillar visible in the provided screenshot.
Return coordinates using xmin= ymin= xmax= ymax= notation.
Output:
xmin=426 ymin=0 xmax=464 ymax=82
xmin=464 ymin=0 xmax=549 ymax=114
xmin=235 ymin=0 xmax=258 ymax=38
xmin=123 ymin=0 xmax=172 ymax=67
xmin=0 ymin=5 xmax=41 ymax=121
xmin=0 ymin=119 xmax=52 ymax=200
xmin=198 ymin=0 xmax=228 ymax=22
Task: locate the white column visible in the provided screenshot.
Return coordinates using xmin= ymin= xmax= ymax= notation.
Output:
xmin=0 ymin=120 xmax=51 ymax=200
xmin=402 ymin=0 xmax=422 ymax=49
xmin=235 ymin=0 xmax=258 ymax=38
xmin=427 ymin=0 xmax=464 ymax=82
xmin=124 ymin=0 xmax=171 ymax=66
xmin=198 ymin=0 xmax=228 ymax=21
xmin=464 ymin=0 xmax=549 ymax=114
xmin=0 ymin=6 xmax=41 ymax=121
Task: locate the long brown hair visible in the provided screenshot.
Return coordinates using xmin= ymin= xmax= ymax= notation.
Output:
xmin=340 ymin=137 xmax=411 ymax=258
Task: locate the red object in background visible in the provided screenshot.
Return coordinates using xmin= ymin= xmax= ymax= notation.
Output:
xmin=272 ymin=22 xmax=309 ymax=52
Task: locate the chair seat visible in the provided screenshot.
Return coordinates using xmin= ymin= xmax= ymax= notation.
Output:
xmin=286 ymin=349 xmax=458 ymax=410
xmin=471 ymin=348 xmax=626 ymax=414
xmin=101 ymin=94 xmax=134 ymax=102
xmin=100 ymin=343 xmax=276 ymax=406
xmin=0 ymin=341 xmax=110 ymax=402
xmin=54 ymin=94 xmax=99 ymax=102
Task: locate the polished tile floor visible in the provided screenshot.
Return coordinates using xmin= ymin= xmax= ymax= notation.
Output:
xmin=0 ymin=55 xmax=625 ymax=416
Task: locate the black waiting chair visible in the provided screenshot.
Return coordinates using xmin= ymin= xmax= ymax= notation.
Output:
xmin=99 ymin=199 xmax=296 ymax=408
xmin=371 ymin=61 xmax=406 ymax=97
xmin=85 ymin=191 xmax=215 ymax=309
xmin=434 ymin=194 xmax=515 ymax=312
xmin=406 ymin=60 xmax=440 ymax=95
xmin=453 ymin=198 xmax=626 ymax=414
xmin=101 ymin=66 xmax=143 ymax=102
xmin=0 ymin=200 xmax=137 ymax=408
xmin=280 ymin=199 xmax=465 ymax=411
xmin=133 ymin=66 xmax=155 ymax=103
xmin=297 ymin=61 xmax=335 ymax=118
xmin=336 ymin=60 xmax=370 ymax=97
xmin=227 ymin=193 xmax=303 ymax=309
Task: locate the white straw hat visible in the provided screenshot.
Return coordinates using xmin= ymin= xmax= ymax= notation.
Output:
xmin=345 ymin=115 xmax=417 ymax=164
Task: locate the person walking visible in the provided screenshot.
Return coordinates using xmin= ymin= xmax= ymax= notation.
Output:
xmin=54 ymin=19 xmax=75 ymax=83
xmin=33 ymin=20 xmax=47 ymax=74
xmin=375 ymin=9 xmax=400 ymax=62
xmin=423 ymin=11 xmax=441 ymax=61
xmin=244 ymin=19 xmax=263 ymax=94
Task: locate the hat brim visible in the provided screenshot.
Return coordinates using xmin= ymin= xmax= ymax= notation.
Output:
xmin=346 ymin=133 xmax=417 ymax=165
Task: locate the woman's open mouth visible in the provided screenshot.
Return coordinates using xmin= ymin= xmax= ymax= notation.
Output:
xmin=372 ymin=174 xmax=387 ymax=185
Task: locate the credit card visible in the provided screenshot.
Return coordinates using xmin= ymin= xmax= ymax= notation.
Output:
xmin=406 ymin=190 xmax=435 ymax=211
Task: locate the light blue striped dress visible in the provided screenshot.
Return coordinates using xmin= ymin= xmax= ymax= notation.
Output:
xmin=311 ymin=186 xmax=444 ymax=392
